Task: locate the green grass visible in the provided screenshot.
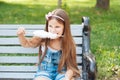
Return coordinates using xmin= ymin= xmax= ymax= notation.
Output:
xmin=0 ymin=0 xmax=120 ymax=79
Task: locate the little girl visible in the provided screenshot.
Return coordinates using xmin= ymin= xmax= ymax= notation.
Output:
xmin=17 ymin=9 xmax=80 ymax=80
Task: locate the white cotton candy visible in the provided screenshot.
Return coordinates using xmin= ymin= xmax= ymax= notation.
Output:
xmin=47 ymin=32 xmax=58 ymax=39
xmin=33 ymin=30 xmax=58 ymax=39
xmin=33 ymin=30 xmax=48 ymax=38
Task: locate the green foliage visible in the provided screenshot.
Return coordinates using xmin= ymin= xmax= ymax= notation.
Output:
xmin=94 ymin=47 xmax=120 ymax=79
xmin=0 ymin=1 xmax=56 ymax=24
xmin=0 ymin=0 xmax=120 ymax=79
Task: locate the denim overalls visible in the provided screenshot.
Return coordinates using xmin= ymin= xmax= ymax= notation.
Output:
xmin=34 ymin=46 xmax=66 ymax=80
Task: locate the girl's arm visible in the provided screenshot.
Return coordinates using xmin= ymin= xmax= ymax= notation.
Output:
xmin=65 ymin=69 xmax=74 ymax=80
xmin=17 ymin=27 xmax=42 ymax=48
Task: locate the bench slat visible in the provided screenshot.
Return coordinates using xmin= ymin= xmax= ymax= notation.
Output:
xmin=0 ymin=66 xmax=37 ymax=72
xmin=0 ymin=73 xmax=35 ymax=79
xmin=0 ymin=25 xmax=83 ymax=36
xmin=0 ymin=29 xmax=82 ymax=36
xmin=0 ymin=24 xmax=45 ymax=30
xmin=0 ymin=56 xmax=38 ymax=63
xmin=0 ymin=66 xmax=82 ymax=72
xmin=0 ymin=46 xmax=82 ymax=54
xmin=0 ymin=66 xmax=82 ymax=79
xmin=0 ymin=37 xmax=82 ymax=45
xmin=0 ymin=71 xmax=82 ymax=79
xmin=0 ymin=24 xmax=83 ymax=30
xmin=0 ymin=46 xmax=38 ymax=54
xmin=0 ymin=56 xmax=82 ymax=64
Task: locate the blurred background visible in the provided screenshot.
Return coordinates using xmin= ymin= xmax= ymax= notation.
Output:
xmin=0 ymin=0 xmax=120 ymax=80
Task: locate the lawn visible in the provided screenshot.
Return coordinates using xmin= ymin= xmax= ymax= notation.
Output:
xmin=0 ymin=0 xmax=120 ymax=80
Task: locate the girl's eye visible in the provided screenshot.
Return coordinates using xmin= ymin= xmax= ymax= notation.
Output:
xmin=48 ymin=25 xmax=52 ymax=27
xmin=56 ymin=26 xmax=60 ymax=28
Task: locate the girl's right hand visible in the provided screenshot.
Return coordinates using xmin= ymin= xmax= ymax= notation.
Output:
xmin=17 ymin=27 xmax=25 ymax=36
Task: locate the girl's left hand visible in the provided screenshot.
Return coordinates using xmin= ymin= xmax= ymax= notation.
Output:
xmin=63 ymin=69 xmax=74 ymax=80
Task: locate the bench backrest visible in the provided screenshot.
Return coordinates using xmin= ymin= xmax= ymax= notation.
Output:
xmin=0 ymin=24 xmax=83 ymax=79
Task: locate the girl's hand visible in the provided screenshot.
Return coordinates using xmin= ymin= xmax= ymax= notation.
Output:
xmin=63 ymin=69 xmax=74 ymax=80
xmin=17 ymin=27 xmax=25 ymax=36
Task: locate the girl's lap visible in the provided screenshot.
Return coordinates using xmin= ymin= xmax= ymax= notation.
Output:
xmin=34 ymin=70 xmax=66 ymax=80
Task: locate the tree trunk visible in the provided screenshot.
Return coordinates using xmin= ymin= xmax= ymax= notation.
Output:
xmin=96 ymin=0 xmax=110 ymax=9
xmin=58 ymin=0 xmax=62 ymax=8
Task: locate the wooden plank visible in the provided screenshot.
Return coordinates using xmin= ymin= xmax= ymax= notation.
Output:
xmin=0 ymin=37 xmax=82 ymax=45
xmin=0 ymin=46 xmax=38 ymax=54
xmin=0 ymin=38 xmax=20 ymax=45
xmin=0 ymin=24 xmax=45 ymax=30
xmin=0 ymin=28 xmax=83 ymax=36
xmin=0 ymin=24 xmax=83 ymax=30
xmin=0 ymin=30 xmax=35 ymax=36
xmin=0 ymin=66 xmax=37 ymax=72
xmin=0 ymin=67 xmax=82 ymax=79
xmin=0 ymin=73 xmax=82 ymax=79
xmin=0 ymin=66 xmax=82 ymax=79
xmin=0 ymin=56 xmax=82 ymax=64
xmin=0 ymin=66 xmax=82 ymax=72
xmin=0 ymin=71 xmax=82 ymax=79
xmin=0 ymin=24 xmax=83 ymax=36
xmin=0 ymin=73 xmax=35 ymax=79
xmin=0 ymin=46 xmax=82 ymax=54
xmin=0 ymin=56 xmax=38 ymax=63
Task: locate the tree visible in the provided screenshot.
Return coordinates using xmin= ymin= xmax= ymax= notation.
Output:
xmin=58 ymin=0 xmax=62 ymax=8
xmin=96 ymin=0 xmax=110 ymax=9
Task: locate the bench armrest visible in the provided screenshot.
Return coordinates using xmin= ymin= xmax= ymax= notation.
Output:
xmin=83 ymin=52 xmax=96 ymax=73
xmin=82 ymin=17 xmax=97 ymax=80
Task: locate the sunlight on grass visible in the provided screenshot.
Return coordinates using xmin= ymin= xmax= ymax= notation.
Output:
xmin=0 ymin=0 xmax=57 ymax=5
xmin=0 ymin=0 xmax=96 ymax=7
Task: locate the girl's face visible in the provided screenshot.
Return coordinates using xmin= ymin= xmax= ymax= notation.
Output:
xmin=48 ymin=19 xmax=64 ymax=36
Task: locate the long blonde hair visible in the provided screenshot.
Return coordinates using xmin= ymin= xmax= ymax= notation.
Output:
xmin=45 ymin=9 xmax=80 ymax=77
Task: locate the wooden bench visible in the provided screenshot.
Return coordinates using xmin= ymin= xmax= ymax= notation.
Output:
xmin=0 ymin=17 xmax=97 ymax=80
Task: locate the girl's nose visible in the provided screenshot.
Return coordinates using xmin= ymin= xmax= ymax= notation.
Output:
xmin=51 ymin=28 xmax=56 ymax=33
